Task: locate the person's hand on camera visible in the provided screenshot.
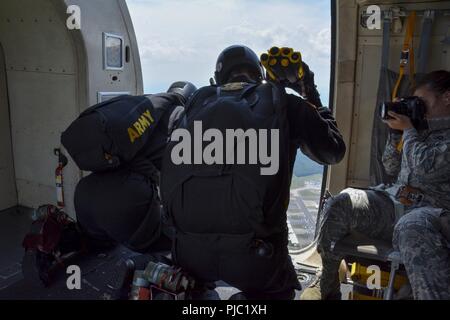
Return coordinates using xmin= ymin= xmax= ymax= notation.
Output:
xmin=384 ymin=111 xmax=414 ymax=131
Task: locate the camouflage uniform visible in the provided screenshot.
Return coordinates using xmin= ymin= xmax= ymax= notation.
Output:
xmin=317 ymin=123 xmax=450 ymax=300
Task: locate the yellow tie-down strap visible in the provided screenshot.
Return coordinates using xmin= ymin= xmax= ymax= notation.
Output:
xmin=392 ymin=11 xmax=417 ymax=101
xmin=392 ymin=11 xmax=417 ymax=152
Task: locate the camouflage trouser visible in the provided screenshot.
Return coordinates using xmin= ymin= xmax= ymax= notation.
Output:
xmin=393 ymin=208 xmax=450 ymax=300
xmin=316 ymin=188 xmax=450 ymax=300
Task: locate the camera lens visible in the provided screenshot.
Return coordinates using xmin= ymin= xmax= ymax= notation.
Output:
xmin=380 ymin=97 xmax=427 ymax=128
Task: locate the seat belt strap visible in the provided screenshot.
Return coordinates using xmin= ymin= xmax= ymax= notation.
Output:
xmin=408 ymin=13 xmax=417 ymax=89
xmin=418 ymin=10 xmax=435 ymax=74
xmin=381 ymin=11 xmax=392 ymax=71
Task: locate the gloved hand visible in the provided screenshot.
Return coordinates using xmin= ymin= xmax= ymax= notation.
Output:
xmin=286 ymin=61 xmax=323 ymax=107
xmin=260 ymin=47 xmax=322 ymax=107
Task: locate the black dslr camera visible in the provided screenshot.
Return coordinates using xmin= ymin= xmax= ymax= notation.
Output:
xmin=379 ymin=96 xmax=427 ymax=129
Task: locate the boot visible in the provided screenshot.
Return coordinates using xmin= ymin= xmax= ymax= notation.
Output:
xmin=300 ymin=269 xmax=341 ymax=300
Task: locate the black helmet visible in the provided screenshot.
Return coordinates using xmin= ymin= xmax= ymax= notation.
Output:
xmin=214 ymin=45 xmax=265 ymax=85
xmin=167 ymin=81 xmax=197 ymax=104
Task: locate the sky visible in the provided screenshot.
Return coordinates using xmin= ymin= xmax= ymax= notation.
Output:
xmin=126 ymin=0 xmax=332 ymax=105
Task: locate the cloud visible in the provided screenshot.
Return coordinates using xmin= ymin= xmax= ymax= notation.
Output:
xmin=126 ymin=0 xmax=331 ymax=103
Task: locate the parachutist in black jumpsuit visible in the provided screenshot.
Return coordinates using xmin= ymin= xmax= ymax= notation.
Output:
xmin=162 ymin=46 xmax=346 ymax=299
xmin=75 ymin=83 xmax=196 ymax=253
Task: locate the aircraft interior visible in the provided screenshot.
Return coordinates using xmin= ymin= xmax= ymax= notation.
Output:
xmin=0 ymin=0 xmax=449 ymax=300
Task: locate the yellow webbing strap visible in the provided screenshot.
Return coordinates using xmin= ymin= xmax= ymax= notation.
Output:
xmin=393 ymin=11 xmax=417 ymax=152
xmin=392 ymin=11 xmax=417 ymax=101
xmin=396 ymin=134 xmax=405 ymax=152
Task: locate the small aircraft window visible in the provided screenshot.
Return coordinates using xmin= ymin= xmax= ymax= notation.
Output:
xmin=104 ymin=33 xmax=124 ymax=70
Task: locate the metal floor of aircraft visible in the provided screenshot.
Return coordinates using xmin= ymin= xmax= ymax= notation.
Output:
xmin=0 ymin=207 xmax=312 ymax=300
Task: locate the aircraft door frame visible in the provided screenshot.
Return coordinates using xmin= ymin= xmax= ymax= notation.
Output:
xmin=319 ymin=0 xmax=338 ymax=211
xmin=0 ymin=42 xmax=18 ymax=211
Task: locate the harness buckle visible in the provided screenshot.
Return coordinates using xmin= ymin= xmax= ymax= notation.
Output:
xmin=395 ymin=185 xmax=424 ymax=206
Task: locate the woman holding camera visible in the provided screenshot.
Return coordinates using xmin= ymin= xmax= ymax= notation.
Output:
xmin=302 ymin=70 xmax=450 ymax=300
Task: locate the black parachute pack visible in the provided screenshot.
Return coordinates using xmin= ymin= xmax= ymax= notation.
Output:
xmin=161 ymin=81 xmax=292 ymax=240
xmin=62 ymin=94 xmax=181 ymax=172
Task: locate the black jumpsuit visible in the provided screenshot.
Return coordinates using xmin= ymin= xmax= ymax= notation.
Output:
xmin=74 ymin=93 xmax=183 ymax=253
xmin=163 ymin=84 xmax=346 ymax=299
